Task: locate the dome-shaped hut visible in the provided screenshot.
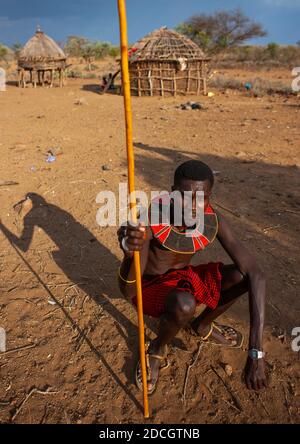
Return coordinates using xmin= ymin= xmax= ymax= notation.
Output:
xmin=129 ymin=27 xmax=210 ymax=97
xmin=18 ymin=26 xmax=67 ymax=88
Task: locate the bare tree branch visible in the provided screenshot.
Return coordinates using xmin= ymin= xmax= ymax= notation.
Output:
xmin=176 ymin=9 xmax=267 ymax=56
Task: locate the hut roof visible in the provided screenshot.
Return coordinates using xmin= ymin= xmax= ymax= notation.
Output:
xmin=18 ymin=27 xmax=66 ymax=63
xmin=131 ymin=27 xmax=209 ymax=62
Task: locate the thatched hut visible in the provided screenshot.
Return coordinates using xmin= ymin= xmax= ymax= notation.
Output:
xmin=129 ymin=27 xmax=210 ymax=97
xmin=18 ymin=26 xmax=67 ymax=88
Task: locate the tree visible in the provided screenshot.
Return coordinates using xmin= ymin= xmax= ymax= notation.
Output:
xmin=176 ymin=9 xmax=267 ymax=56
xmin=11 ymin=42 xmax=23 ymax=58
xmin=64 ymin=37 xmax=116 ymax=69
xmin=88 ymin=41 xmax=111 ymax=59
xmin=64 ymin=36 xmax=88 ymax=57
xmin=81 ymin=42 xmax=97 ymax=70
xmin=296 ymin=40 xmax=300 ymax=47
xmin=81 ymin=41 xmax=112 ymax=70
xmin=0 ymin=44 xmax=8 ymax=60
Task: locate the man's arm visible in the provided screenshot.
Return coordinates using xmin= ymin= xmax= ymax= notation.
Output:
xmin=117 ymin=223 xmax=152 ymax=300
xmin=0 ymin=217 xmax=34 ymax=252
xmin=216 ymin=211 xmax=268 ymax=389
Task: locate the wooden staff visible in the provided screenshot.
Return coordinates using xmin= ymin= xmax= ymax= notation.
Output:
xmin=117 ymin=0 xmax=150 ymax=418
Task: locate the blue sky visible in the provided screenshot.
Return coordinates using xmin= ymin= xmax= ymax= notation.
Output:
xmin=0 ymin=0 xmax=299 ymax=47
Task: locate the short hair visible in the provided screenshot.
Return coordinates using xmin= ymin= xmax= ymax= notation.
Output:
xmin=174 ymin=160 xmax=214 ymax=187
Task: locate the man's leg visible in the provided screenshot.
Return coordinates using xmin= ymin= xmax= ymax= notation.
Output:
xmin=139 ymin=289 xmax=196 ymax=392
xmin=191 ymin=264 xmax=248 ymax=345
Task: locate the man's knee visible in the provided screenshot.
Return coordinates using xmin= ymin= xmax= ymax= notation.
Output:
xmin=232 ymin=269 xmax=245 ymax=286
xmin=222 ymin=265 xmax=248 ymax=292
xmin=165 ymin=290 xmax=196 ymax=325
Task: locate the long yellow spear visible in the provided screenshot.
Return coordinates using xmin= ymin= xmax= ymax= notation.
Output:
xmin=117 ymin=0 xmax=150 ymax=419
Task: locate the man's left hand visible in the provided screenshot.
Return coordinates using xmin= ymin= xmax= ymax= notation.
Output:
xmin=244 ymin=357 xmax=269 ymax=390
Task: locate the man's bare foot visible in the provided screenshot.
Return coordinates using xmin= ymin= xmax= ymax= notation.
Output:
xmin=191 ymin=321 xmax=243 ymax=348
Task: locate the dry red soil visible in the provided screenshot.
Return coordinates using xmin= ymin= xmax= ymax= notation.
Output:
xmin=0 ymin=72 xmax=299 ymax=423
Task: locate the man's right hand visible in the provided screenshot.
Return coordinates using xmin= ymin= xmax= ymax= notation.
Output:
xmin=117 ymin=222 xmax=146 ymax=255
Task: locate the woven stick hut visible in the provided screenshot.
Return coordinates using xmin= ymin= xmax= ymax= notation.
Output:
xmin=18 ymin=26 xmax=67 ymax=88
xmin=129 ymin=27 xmax=210 ymax=97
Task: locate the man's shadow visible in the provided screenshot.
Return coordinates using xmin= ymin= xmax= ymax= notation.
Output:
xmin=0 ymin=192 xmax=163 ymax=392
xmin=1 ymin=193 xmax=132 ymax=318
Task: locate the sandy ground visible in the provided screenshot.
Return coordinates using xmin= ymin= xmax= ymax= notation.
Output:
xmin=216 ymin=67 xmax=294 ymax=83
xmin=0 ymin=74 xmax=299 ymax=424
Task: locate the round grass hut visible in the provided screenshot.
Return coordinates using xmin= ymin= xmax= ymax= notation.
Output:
xmin=129 ymin=27 xmax=210 ymax=97
xmin=18 ymin=26 xmax=67 ymax=88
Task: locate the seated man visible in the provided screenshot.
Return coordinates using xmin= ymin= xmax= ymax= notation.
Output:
xmin=117 ymin=160 xmax=268 ymax=394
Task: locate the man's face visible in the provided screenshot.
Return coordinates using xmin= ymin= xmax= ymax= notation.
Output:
xmin=171 ymin=179 xmax=212 ymax=227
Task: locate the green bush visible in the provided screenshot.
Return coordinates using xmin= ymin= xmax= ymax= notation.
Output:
xmin=214 ymin=44 xmax=300 ymax=67
xmin=266 ymin=42 xmax=279 ymax=59
xmin=108 ymin=46 xmax=120 ymax=57
xmin=64 ymin=36 xmax=119 ymax=60
xmin=0 ymin=45 xmax=7 ymax=59
xmin=279 ymin=45 xmax=299 ymax=64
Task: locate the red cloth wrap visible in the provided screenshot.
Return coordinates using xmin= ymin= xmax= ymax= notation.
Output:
xmin=132 ymin=262 xmax=223 ymax=318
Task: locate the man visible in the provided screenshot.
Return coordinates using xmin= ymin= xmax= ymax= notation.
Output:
xmin=117 ymin=160 xmax=268 ymax=394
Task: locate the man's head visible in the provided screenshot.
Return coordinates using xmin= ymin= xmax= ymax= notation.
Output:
xmin=171 ymin=160 xmax=214 ymax=226
xmin=26 ymin=192 xmax=46 ymax=206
